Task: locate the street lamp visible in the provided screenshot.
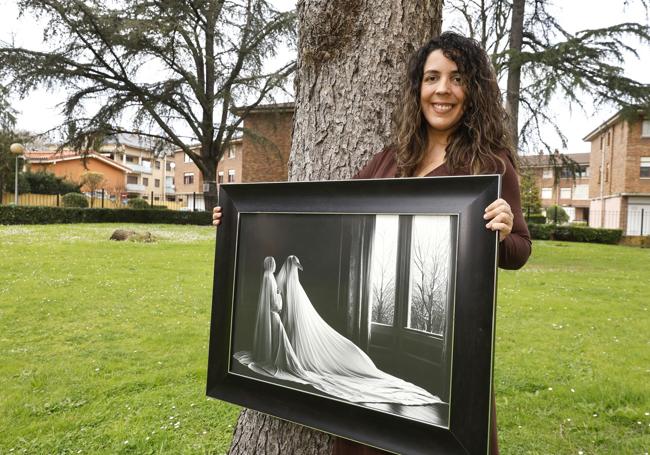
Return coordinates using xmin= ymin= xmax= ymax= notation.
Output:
xmin=10 ymin=143 xmax=25 ymax=205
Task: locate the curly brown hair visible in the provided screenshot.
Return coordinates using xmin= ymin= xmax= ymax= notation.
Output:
xmin=393 ymin=32 xmax=516 ymax=177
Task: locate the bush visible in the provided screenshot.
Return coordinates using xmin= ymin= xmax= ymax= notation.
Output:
xmin=527 ymin=223 xmax=622 ymax=244
xmin=527 ymin=223 xmax=555 ymax=240
xmin=127 ymin=198 xmax=150 ymax=209
xmin=24 ymin=171 xmax=80 ymax=195
xmin=545 ymin=205 xmax=569 ymax=224
xmin=0 ymin=206 xmax=211 ymax=225
xmin=62 ymin=192 xmax=89 ymax=208
xmin=525 ymin=213 xmax=546 ymax=224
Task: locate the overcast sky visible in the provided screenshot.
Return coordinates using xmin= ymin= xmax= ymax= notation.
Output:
xmin=1 ymin=0 xmax=648 ymax=154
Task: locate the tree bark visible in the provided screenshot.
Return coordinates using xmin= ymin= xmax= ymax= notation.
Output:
xmin=227 ymin=1 xmax=442 ymax=454
xmin=505 ymin=0 xmax=525 ymax=152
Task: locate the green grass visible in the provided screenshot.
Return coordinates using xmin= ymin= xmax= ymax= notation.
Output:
xmin=0 ymin=224 xmax=238 ymax=455
xmin=496 ymin=241 xmax=650 ymax=454
xmin=1 ymin=225 xmax=648 ymax=454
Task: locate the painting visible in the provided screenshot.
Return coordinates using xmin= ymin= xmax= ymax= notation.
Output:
xmin=207 ymin=176 xmax=500 ymax=455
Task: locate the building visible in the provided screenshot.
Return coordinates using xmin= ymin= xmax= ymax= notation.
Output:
xmin=25 ymin=150 xmax=131 ymax=196
xmin=169 ymin=102 xmax=294 ymax=210
xmin=520 ymin=152 xmax=591 ymax=222
xmin=171 ymin=139 xmax=242 ymax=211
xmin=99 ymin=134 xmax=174 ymax=203
xmin=583 ymin=110 xmax=650 ymax=235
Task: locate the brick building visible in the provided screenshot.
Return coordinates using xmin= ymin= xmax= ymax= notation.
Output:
xmin=25 ymin=150 xmax=130 ymax=195
xmin=520 ymin=152 xmax=591 ymax=222
xmin=170 ymin=102 xmax=294 ymax=209
xmin=584 ymin=110 xmax=650 ymax=235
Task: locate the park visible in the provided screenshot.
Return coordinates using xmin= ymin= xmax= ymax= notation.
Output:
xmin=1 ymin=223 xmax=648 ymax=453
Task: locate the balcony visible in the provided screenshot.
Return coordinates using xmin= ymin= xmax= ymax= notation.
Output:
xmin=165 ymin=185 xmax=175 ymax=195
xmin=126 ymin=183 xmax=146 ymax=193
xmin=125 ymin=163 xmax=152 ymax=174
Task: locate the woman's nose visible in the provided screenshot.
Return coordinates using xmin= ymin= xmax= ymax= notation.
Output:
xmin=435 ymin=77 xmax=451 ymax=94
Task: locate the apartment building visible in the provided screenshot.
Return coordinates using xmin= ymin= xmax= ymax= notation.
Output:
xmin=520 ymin=152 xmax=591 ymax=222
xmin=170 ymin=139 xmax=243 ymax=210
xmin=169 ymin=102 xmax=294 ymax=210
xmin=584 ymin=110 xmax=650 ymax=235
xmin=99 ymin=134 xmax=174 ymax=203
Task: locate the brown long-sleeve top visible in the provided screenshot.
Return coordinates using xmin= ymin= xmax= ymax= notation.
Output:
xmin=353 ymin=147 xmax=532 ymax=270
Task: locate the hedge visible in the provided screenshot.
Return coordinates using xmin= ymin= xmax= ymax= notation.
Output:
xmin=524 ymin=214 xmax=546 ymax=224
xmin=0 ymin=206 xmax=211 ymax=225
xmin=527 ymin=222 xmax=622 ymax=244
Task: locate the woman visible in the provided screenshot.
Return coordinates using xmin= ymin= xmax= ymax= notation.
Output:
xmin=234 ymin=256 xmax=307 ymax=379
xmin=216 ymin=31 xmax=530 ymax=454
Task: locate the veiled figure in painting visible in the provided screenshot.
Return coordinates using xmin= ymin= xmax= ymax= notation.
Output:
xmin=235 ymin=255 xmax=442 ymax=406
xmin=234 ymin=256 xmax=307 ymax=382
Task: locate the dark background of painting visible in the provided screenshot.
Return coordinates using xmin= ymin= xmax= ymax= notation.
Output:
xmin=231 ymin=213 xmax=345 ymax=354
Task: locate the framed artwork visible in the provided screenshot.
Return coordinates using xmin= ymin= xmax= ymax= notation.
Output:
xmin=207 ymin=175 xmax=500 ymax=455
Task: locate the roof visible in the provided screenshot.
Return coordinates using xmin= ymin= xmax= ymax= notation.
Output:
xmin=232 ymin=102 xmax=295 ymax=115
xmin=102 ymin=133 xmax=159 ymax=151
xmin=582 ymin=111 xmax=624 ymax=142
xmin=25 ymin=150 xmax=132 ymax=173
xmin=520 ymin=152 xmax=591 ymax=167
xmin=170 ymin=137 xmax=243 ymax=155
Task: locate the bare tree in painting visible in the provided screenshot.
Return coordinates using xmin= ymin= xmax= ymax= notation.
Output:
xmin=410 ymin=238 xmax=448 ymax=335
xmin=371 ymin=261 xmax=395 ymax=325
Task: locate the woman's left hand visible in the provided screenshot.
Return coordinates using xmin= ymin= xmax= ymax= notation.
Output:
xmin=484 ymin=198 xmax=513 ymax=242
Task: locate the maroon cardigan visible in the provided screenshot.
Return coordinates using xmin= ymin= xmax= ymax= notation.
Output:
xmin=333 ymin=148 xmax=532 ymax=455
xmin=353 ymin=147 xmax=531 ymax=269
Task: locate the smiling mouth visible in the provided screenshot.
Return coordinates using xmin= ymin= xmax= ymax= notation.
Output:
xmin=431 ymin=103 xmax=453 ymax=113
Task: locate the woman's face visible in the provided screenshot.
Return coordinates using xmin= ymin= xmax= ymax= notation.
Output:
xmin=419 ymin=49 xmax=466 ymax=136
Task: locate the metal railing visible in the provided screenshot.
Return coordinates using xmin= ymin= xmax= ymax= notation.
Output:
xmin=1 ymin=191 xmax=206 ymax=212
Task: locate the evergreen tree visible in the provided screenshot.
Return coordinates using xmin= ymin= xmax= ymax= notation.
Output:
xmin=445 ymin=0 xmax=650 ymax=151
xmin=0 ymin=0 xmax=296 ymax=210
xmin=519 ymin=168 xmax=542 ymax=217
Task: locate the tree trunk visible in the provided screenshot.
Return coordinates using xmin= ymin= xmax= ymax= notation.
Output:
xmin=227 ymin=1 xmax=442 ymax=454
xmin=505 ymin=0 xmax=525 ymax=153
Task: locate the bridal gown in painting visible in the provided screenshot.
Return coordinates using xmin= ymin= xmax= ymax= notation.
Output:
xmin=233 ymin=257 xmax=308 ymax=383
xmin=234 ymin=255 xmax=441 ymax=406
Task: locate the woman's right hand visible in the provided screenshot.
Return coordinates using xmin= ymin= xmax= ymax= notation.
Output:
xmin=212 ymin=206 xmax=222 ymax=226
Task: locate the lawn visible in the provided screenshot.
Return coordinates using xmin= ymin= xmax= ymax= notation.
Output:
xmin=0 ymin=224 xmax=648 ymax=454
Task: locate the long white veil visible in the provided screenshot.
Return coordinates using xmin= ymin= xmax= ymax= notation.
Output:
xmin=275 ymin=255 xmax=441 ymax=405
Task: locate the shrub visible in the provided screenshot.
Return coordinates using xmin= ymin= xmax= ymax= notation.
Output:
xmin=553 ymin=225 xmax=622 ymax=244
xmin=127 ymin=198 xmax=150 ymax=209
xmin=62 ymin=192 xmax=89 ymax=208
xmin=546 ymin=205 xmax=569 ymax=224
xmin=527 ymin=223 xmax=622 ymax=244
xmin=0 ymin=206 xmax=211 ymax=225
xmin=525 ymin=213 xmax=546 ymax=224
xmin=24 ymin=171 xmax=80 ymax=195
xmin=545 ymin=205 xmax=569 ymax=224
xmin=527 ymin=223 xmax=554 ymax=240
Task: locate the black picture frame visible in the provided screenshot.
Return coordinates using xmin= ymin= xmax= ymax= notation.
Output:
xmin=207 ymin=175 xmax=500 ymax=455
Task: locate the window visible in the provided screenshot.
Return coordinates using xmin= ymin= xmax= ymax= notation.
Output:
xmin=542 ymin=167 xmax=553 ymax=179
xmin=165 ymin=176 xmax=174 ymax=186
xmin=183 ymin=172 xmax=194 ymax=185
xmin=217 ymin=171 xmax=224 ymax=184
xmin=560 ymin=187 xmax=572 ymax=199
xmin=142 ymin=159 xmax=151 ymax=169
xmin=642 ymin=120 xmax=650 ymax=138
xmin=370 ymin=215 xmax=398 ymax=325
xmin=166 ymin=162 xmax=173 ymax=171
xmin=154 ymin=196 xmax=160 ymax=201
xmin=155 ymin=160 xmax=161 ymax=169
xmin=184 ymin=153 xmax=192 ymax=163
xmin=573 ymin=184 xmax=589 ymax=200
xmin=125 ymin=155 xmax=138 ymax=164
xmin=641 ymin=157 xmax=650 ymax=178
xmin=127 ymin=175 xmax=138 ymax=184
xmin=541 ymin=187 xmax=552 ymax=199
xmin=155 ymin=179 xmax=160 ymax=188
xmin=143 ymin=177 xmax=149 ymax=186
xmin=228 ymin=148 xmax=236 ymax=159
xmin=228 ymin=169 xmax=235 ymax=182
xmin=407 ymin=216 xmax=451 ymax=336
